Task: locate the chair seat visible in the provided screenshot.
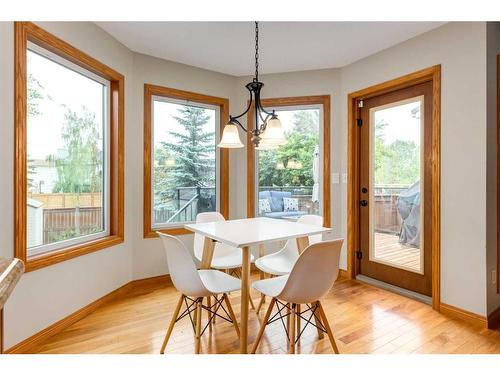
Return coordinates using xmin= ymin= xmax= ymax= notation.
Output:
xmin=255 ymin=251 xmax=298 ymax=276
xmin=252 ymin=275 xmax=289 ymax=298
xmin=210 ymin=251 xmax=255 ymax=270
xmin=198 ymin=269 xmax=241 ymax=294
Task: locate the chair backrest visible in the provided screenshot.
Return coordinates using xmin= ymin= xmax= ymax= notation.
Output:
xmin=157 ymin=232 xmax=207 ymax=297
xmin=277 ymin=239 xmax=343 ymax=304
xmin=193 ymin=212 xmax=235 ymax=260
xmin=193 ymin=212 xmax=225 ymax=260
xmin=281 ymin=215 xmax=325 ymax=256
xmin=297 ymin=214 xmax=323 ymax=244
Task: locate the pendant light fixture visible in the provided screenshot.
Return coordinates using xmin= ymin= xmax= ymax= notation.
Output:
xmin=217 ymin=22 xmax=286 ymax=149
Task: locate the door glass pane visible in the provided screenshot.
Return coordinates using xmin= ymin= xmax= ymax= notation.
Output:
xmin=256 ymin=107 xmax=321 ymax=220
xmin=369 ymin=97 xmax=423 ymax=274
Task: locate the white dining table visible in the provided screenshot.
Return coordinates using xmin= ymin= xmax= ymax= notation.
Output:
xmin=184 ymin=216 xmax=332 ymax=354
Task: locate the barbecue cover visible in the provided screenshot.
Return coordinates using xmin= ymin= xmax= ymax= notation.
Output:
xmin=396 ymin=181 xmax=420 ymax=247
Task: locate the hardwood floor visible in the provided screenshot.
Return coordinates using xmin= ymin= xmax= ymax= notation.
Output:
xmin=374 ymin=232 xmax=421 ymax=272
xmin=26 ymin=276 xmax=500 ymax=354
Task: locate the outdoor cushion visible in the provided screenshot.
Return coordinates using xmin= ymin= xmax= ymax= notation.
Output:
xmin=283 ymin=197 xmax=299 ymax=212
xmin=258 ymin=190 xmax=272 ymax=201
xmin=269 ymin=190 xmax=292 ymax=212
xmin=258 ymin=198 xmax=272 ymax=214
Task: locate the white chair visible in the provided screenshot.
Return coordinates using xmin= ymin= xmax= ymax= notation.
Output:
xmin=251 ymin=239 xmax=343 ymax=354
xmin=254 ymin=214 xmax=323 ymax=312
xmin=157 ymin=233 xmax=241 ymax=354
xmin=255 ymin=214 xmax=323 ymax=276
xmin=194 ymin=212 xmax=256 ymax=310
xmin=194 ymin=212 xmax=255 ymax=271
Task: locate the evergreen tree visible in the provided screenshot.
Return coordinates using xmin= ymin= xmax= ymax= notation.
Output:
xmin=156 ymin=107 xmax=215 ymax=209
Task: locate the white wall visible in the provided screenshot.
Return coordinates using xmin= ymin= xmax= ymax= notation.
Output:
xmin=0 ymin=21 xmax=495 ymax=349
xmin=0 ymin=22 xmax=135 ymax=349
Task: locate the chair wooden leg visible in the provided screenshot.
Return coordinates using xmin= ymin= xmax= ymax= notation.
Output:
xmin=289 ymin=303 xmax=296 ymax=354
xmin=286 ymin=303 xmax=291 ymax=333
xmin=256 ymin=295 xmax=266 ymax=314
xmin=223 ymin=293 xmax=240 ymax=338
xmin=249 ymin=293 xmax=256 ymax=311
xmin=212 ymin=294 xmax=217 ymax=325
xmin=160 ymin=294 xmax=184 ymax=354
xmin=207 ymin=295 xmax=212 ymax=328
xmin=316 ymin=301 xmax=339 ymax=354
xmin=194 ymin=298 xmax=202 ymax=354
xmin=313 ymin=304 xmax=324 ymax=339
xmin=251 ymin=297 xmax=276 ymax=354
xmin=296 ymin=304 xmax=301 ymax=342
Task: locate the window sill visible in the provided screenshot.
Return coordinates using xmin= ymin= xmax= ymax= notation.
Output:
xmin=24 ymin=234 xmax=124 ymax=272
xmin=144 ymin=227 xmax=193 ymax=238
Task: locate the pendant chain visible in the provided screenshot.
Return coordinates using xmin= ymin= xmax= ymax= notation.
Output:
xmin=254 ymin=21 xmax=259 ymax=82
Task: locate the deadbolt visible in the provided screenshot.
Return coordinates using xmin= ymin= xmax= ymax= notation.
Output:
xmin=361 ymin=187 xmax=368 ymax=194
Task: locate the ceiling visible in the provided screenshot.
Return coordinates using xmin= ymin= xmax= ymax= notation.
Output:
xmin=97 ymin=22 xmax=445 ymax=76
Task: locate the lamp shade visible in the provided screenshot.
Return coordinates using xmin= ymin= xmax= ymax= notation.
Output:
xmin=217 ymin=123 xmax=244 ymax=148
xmin=260 ymin=116 xmax=287 ymax=146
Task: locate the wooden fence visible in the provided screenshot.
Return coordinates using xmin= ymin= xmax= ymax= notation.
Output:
xmin=43 ymin=207 xmax=102 ymax=244
xmin=29 ymin=192 xmax=102 ymax=209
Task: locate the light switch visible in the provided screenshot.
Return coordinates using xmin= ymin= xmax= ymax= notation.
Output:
xmin=342 ymin=173 xmax=348 ymax=184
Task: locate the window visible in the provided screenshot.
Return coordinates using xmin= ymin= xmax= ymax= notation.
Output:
xmin=247 ymin=96 xmax=331 ymax=226
xmin=15 ymin=22 xmax=124 ymax=271
xmin=144 ymin=85 xmax=229 ymax=237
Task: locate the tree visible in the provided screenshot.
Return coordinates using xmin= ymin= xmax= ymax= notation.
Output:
xmin=27 ymin=73 xmax=46 ymax=190
xmin=155 ymin=107 xmax=215 ymax=209
xmin=257 ymin=109 xmax=319 ymax=188
xmin=374 ymin=118 xmax=420 ymax=186
xmin=51 ymin=106 xmax=103 ymax=195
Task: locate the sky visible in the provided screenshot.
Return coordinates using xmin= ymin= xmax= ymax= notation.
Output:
xmin=152 ymin=100 xmax=216 ymax=150
xmin=374 ymin=100 xmax=422 ymax=146
xmin=27 ymin=49 xmax=105 ymax=160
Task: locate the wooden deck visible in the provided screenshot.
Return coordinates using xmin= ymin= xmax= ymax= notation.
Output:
xmin=374 ymin=232 xmax=421 ymax=272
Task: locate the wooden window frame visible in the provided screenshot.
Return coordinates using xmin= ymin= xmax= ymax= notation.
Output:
xmin=246 ymin=95 xmax=331 ymax=227
xmin=347 ymin=65 xmax=441 ymax=310
xmin=143 ymin=84 xmax=229 ymax=237
xmin=14 ymin=22 xmax=125 ymax=272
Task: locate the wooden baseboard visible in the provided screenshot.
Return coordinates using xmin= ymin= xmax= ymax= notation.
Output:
xmin=440 ymin=303 xmax=488 ymax=328
xmin=5 ymin=274 xmax=172 ymax=354
xmin=487 ymin=305 xmax=500 ymax=329
xmin=338 ymin=269 xmax=348 ymax=280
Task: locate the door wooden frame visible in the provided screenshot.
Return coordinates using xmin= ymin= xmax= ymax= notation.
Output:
xmin=347 ymin=65 xmax=441 ymax=310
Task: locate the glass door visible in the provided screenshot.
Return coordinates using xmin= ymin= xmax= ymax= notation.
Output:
xmin=359 ymin=82 xmax=433 ymax=296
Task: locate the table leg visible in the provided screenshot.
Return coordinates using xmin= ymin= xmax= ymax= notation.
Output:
xmin=200 ymin=237 xmax=216 ymax=269
xmin=240 ymin=246 xmax=250 ymax=354
xmin=201 ymin=238 xmax=216 ymax=327
xmin=258 ymin=244 xmax=266 ymax=307
xmin=296 ymin=236 xmax=310 ymax=254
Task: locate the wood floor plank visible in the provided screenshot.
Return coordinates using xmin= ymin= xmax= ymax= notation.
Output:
xmin=25 ymin=275 xmax=500 ymax=354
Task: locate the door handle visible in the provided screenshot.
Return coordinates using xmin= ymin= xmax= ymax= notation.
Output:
xmin=360 ymin=200 xmax=368 ymax=207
